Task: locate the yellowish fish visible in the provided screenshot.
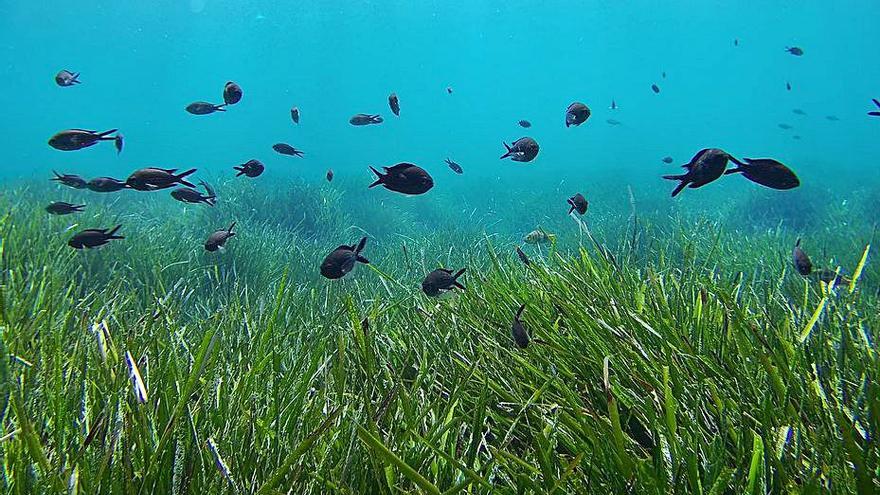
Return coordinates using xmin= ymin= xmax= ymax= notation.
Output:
xmin=523 ymin=229 xmax=556 ymax=245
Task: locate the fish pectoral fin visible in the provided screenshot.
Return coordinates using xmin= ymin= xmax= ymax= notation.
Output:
xmin=356 ymin=255 xmax=370 ymax=264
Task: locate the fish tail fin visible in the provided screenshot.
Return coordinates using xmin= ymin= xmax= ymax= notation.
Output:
xmin=670 ymin=181 xmax=688 ymax=197
xmin=51 ymin=170 xmax=62 ymax=180
xmin=71 ymin=73 xmax=81 ymax=83
xmin=662 ymin=174 xmax=686 ymax=181
xmin=368 ymin=166 xmax=384 ymax=188
xmin=204 ymin=196 xmax=217 ymax=206
xmin=106 ymin=224 xmax=124 ymax=239
xmin=354 ymin=236 xmax=368 ymax=254
xmin=227 ymin=222 xmax=236 ymax=234
xmin=176 ymin=168 xmax=198 ymax=187
xmin=73 ymin=204 xmax=86 ymax=211
xmin=452 ymin=267 xmax=466 ymax=279
xmin=723 ymin=167 xmax=743 ymax=175
xmin=515 ymin=304 xmax=526 ymax=320
xmin=215 ymin=104 xmax=227 ymax=111
xmin=233 ymin=166 xmax=245 ymax=176
xmin=97 ymin=129 xmax=118 ymax=139
xmin=499 ymin=142 xmax=512 ymax=159
xmin=795 ymin=238 xmax=801 ymax=248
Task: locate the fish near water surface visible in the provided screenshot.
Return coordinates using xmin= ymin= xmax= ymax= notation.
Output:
xmin=350 ymin=113 xmax=383 ymax=125
xmin=68 ymin=225 xmax=124 ymax=249
xmin=290 ymin=107 xmax=300 ymax=123
xmin=869 ymin=99 xmax=880 ymax=117
xmin=565 ymin=102 xmax=590 ymax=127
xmin=444 ymin=158 xmax=463 ymax=174
xmin=223 ymin=81 xmax=242 ymax=105
xmin=785 ymin=46 xmax=804 ymax=56
xmin=186 ymin=101 xmax=226 ymax=115
xmin=662 ymin=148 xmax=738 ymax=197
xmin=500 ymin=137 xmax=539 ymax=162
xmin=273 ymin=143 xmax=304 ymax=157
xmin=55 ymin=69 xmax=80 ymax=86
xmin=388 ymin=93 xmax=400 ymax=116
xmin=368 ymin=163 xmax=434 ymax=195
xmin=421 ymin=268 xmax=466 ymax=297
xmin=320 ymin=237 xmax=369 ymax=279
xmin=724 ymin=158 xmax=800 ymax=190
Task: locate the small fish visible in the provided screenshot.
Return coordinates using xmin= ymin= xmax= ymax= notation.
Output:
xmin=792 ymin=135 xmax=801 ymax=140
xmin=724 ymin=158 xmax=800 ymax=190
xmin=446 ymin=86 xmax=453 ymax=94
xmin=786 ymin=82 xmax=792 ymax=91
xmin=778 ymin=123 xmax=793 ymax=130
xmin=388 ymin=93 xmax=400 ymax=116
xmin=87 ymin=177 xmax=128 ymax=192
xmin=272 ymin=143 xmax=304 ymax=157
xmin=223 ymin=81 xmax=242 ymax=105
xmin=369 ymin=163 xmax=434 ymax=195
xmin=421 ymin=268 xmax=466 ymax=297
xmin=651 ymin=84 xmax=660 ymax=94
xmin=320 ymin=237 xmax=369 ymax=279
xmin=511 ymin=305 xmax=529 ymax=348
xmin=518 ymin=119 xmax=531 ymax=128
xmin=68 ymin=225 xmax=124 ymax=249
xmin=785 ymin=46 xmax=804 ymax=56
xmin=565 ymin=102 xmax=591 ymax=127
xmin=792 ymin=238 xmax=812 ymax=276
xmin=813 ymin=268 xmax=851 ymax=286
xmin=48 ymin=129 xmax=120 ymax=151
xmin=567 ymin=193 xmax=588 ymax=215
xmin=290 ymin=106 xmax=300 ymax=123
xmin=606 ymin=118 xmax=622 ymax=126
xmin=185 ymin=101 xmax=226 ymax=115
xmin=523 ymin=229 xmax=556 ymax=245
xmin=661 ymin=71 xmax=666 ymax=79
xmin=734 ymin=38 xmax=739 ymax=46
xmin=792 ymin=108 xmax=807 ymax=116
xmin=515 ymin=246 xmax=530 ymax=266
xmin=662 ymin=156 xmax=674 ymax=164
xmin=205 ymin=222 xmax=236 ymax=252
xmin=500 ymin=137 xmax=540 ymax=162
xmin=199 ymin=179 xmax=216 ymax=199
xmin=126 ymin=168 xmax=197 ymax=191
xmin=55 ymin=69 xmax=80 ymax=86
xmin=869 ymin=99 xmax=880 ymax=117
xmin=349 ymin=113 xmax=383 ymax=125
xmin=825 ymin=115 xmax=840 ymax=121
xmin=662 ymin=148 xmax=736 ymax=197
xmin=233 ymin=159 xmax=264 ymax=178
xmin=51 ymin=171 xmax=87 ymax=189
xmin=46 ymin=201 xmax=85 ymax=215
xmin=326 ymin=169 xmax=334 ymax=182
xmin=114 ymin=134 xmax=124 ymax=155
xmin=171 ymin=187 xmax=215 ymax=205
xmin=444 ymin=158 xmax=463 ymax=174
xmin=610 ymin=99 xmax=617 ymax=110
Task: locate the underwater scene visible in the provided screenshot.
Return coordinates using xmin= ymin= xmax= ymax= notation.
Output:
xmin=1 ymin=0 xmax=879 ymax=493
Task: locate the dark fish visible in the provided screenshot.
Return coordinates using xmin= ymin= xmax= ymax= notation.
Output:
xmin=388 ymin=93 xmax=400 ymax=116
xmin=662 ymin=148 xmax=737 ymax=197
xmin=126 ymin=168 xmax=197 ymax=191
xmin=734 ymin=38 xmax=739 ymax=46
xmin=205 ymin=222 xmax=236 ymax=252
xmin=46 ymin=201 xmax=85 ymax=215
xmin=792 ymin=108 xmax=807 ymax=116
xmin=778 ymin=123 xmax=793 ymax=130
xmin=233 ymin=159 xmax=264 ymax=177
xmin=565 ymin=102 xmax=591 ymax=127
xmin=349 ymin=113 xmax=383 ymax=125
xmin=662 ymin=156 xmax=674 ymax=164
xmin=606 ymin=118 xmax=622 ymax=126
xmin=68 ymin=225 xmax=123 ymax=249
xmin=813 ymin=268 xmax=851 ymax=286
xmin=610 ymin=99 xmax=617 ymax=110
xmin=171 ymin=187 xmax=215 ymax=205
xmin=51 ymin=171 xmax=87 ymax=189
xmin=515 ymin=246 xmax=530 ymax=266
xmin=114 ymin=134 xmax=123 ymax=155
xmin=55 ymin=69 xmax=80 ymax=86
xmin=661 ymin=71 xmax=666 ymax=79
xmin=326 ymin=169 xmax=334 ymax=182
xmin=445 ymin=158 xmax=463 ymax=174
xmin=290 ymin=107 xmax=300 ymax=123
xmin=786 ymin=82 xmax=792 ymax=91
xmin=651 ymin=84 xmax=660 ymax=94
xmin=186 ymin=101 xmax=226 ymax=115
xmin=447 ymin=86 xmax=453 ymax=94
xmin=500 ymin=137 xmax=539 ymax=162
xmin=511 ymin=305 xmax=529 ymax=349
xmin=272 ymin=143 xmax=304 ymax=157
xmin=825 ymin=115 xmax=840 ymax=121
xmin=368 ymin=163 xmax=434 ymax=195
xmin=421 ymin=268 xmax=466 ymax=297
xmin=792 ymin=239 xmax=812 ymax=276
xmin=518 ymin=120 xmax=531 ymax=128
xmin=199 ymin=179 xmax=216 ymax=199
xmin=567 ymin=193 xmax=588 ymax=215
xmin=320 ymin=236 xmax=369 ymax=279
xmin=87 ymin=177 xmax=128 ymax=192
xmin=48 ymin=129 xmax=120 ymax=151
xmin=869 ymin=99 xmax=880 ymax=117
xmin=792 ymin=135 xmax=801 ymax=140
xmin=724 ymin=158 xmax=800 ymax=190
xmin=223 ymin=81 xmax=242 ymax=105
xmin=785 ymin=46 xmax=804 ymax=56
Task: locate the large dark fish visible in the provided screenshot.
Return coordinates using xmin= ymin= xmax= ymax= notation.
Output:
xmin=662 ymin=148 xmax=739 ymax=197
xmin=272 ymin=143 xmax=304 ymax=157
xmin=126 ymin=168 xmax=197 ymax=191
xmin=511 ymin=305 xmax=529 ymax=348
xmin=290 ymin=107 xmax=300 ymax=123
xmin=223 ymin=81 xmax=242 ymax=105
xmin=724 ymin=158 xmax=800 ymax=190
xmin=445 ymin=158 xmax=463 ymax=174
xmin=46 ymin=201 xmax=85 ymax=215
xmin=567 ymin=193 xmax=588 ymax=215
xmin=388 ymin=93 xmax=400 ymax=116
xmin=500 ymin=137 xmax=539 ymax=162
xmin=869 ymin=99 xmax=880 ymax=117
xmin=368 ymin=163 xmax=434 ymax=195
xmin=320 ymin=236 xmax=369 ymax=279
xmin=205 ymin=222 xmax=236 ymax=252
xmin=186 ymin=102 xmax=226 ymax=115
xmin=171 ymin=187 xmax=215 ymax=205
xmin=785 ymin=46 xmax=804 ymax=56
xmin=792 ymin=239 xmax=812 ymax=276
xmin=55 ymin=69 xmax=80 ymax=86
xmin=68 ymin=225 xmax=123 ymax=249
xmin=87 ymin=177 xmax=128 ymax=192
xmin=518 ymin=120 xmax=531 ymax=128
xmin=350 ymin=113 xmax=383 ymax=125
xmin=565 ymin=102 xmax=591 ymax=127
xmin=515 ymin=246 xmax=530 ymax=266
xmin=51 ymin=171 xmax=87 ymax=189
xmin=421 ymin=268 xmax=466 ymax=297
xmin=48 ymin=129 xmax=120 ymax=151
xmin=234 ymin=159 xmax=264 ymax=177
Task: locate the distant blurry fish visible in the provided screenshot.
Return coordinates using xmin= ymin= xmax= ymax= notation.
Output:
xmin=724 ymin=158 xmax=800 ymax=190
xmin=368 ymin=163 xmax=434 ymax=195
xmin=734 ymin=38 xmax=739 ymax=46
xmin=515 ymin=246 xmax=530 ymax=266
xmin=320 ymin=236 xmax=369 ymax=279
xmin=511 ymin=305 xmax=529 ymax=348
xmin=662 ymin=148 xmax=737 ymax=197
xmin=500 ymin=137 xmax=539 ymax=162
xmin=205 ymin=222 xmax=236 ymax=252
xmin=199 ymin=179 xmax=216 ymax=199
xmin=51 ymin=171 xmax=87 ymax=189
xmin=869 ymin=99 xmax=880 ymax=117
xmin=114 ymin=133 xmax=123 ymax=155
xmin=565 ymin=102 xmax=591 ymax=127
xmin=518 ymin=119 xmax=531 ymax=128
xmin=662 ymin=156 xmax=674 ymax=164
xmin=610 ymin=99 xmax=617 ymax=110
xmin=661 ymin=71 xmax=666 ymax=79
xmin=46 ymin=201 xmax=85 ymax=215
xmin=186 ymin=101 xmax=226 ymax=115
xmin=446 ymin=86 xmax=453 ymax=94
xmin=349 ymin=113 xmax=383 ymax=125
xmin=813 ymin=268 xmax=851 ymax=286
xmin=825 ymin=115 xmax=840 ymax=121
xmin=421 ymin=268 xmax=466 ymax=297
xmin=792 ymin=238 xmax=812 ymax=276
xmin=792 ymin=135 xmax=801 ymax=140
xmin=55 ymin=69 xmax=80 ymax=86
xmin=87 ymin=177 xmax=128 ymax=192
xmin=223 ymin=81 xmax=242 ymax=105
xmin=171 ymin=187 xmax=215 ymax=205
xmin=127 ymin=168 xmax=197 ymax=191
xmin=388 ymin=93 xmax=400 ymax=116
xmin=651 ymin=84 xmax=660 ymax=94
xmin=567 ymin=193 xmax=588 ymax=215
xmin=785 ymin=46 xmax=804 ymax=56
xmin=606 ymin=118 xmax=622 ymax=126
xmin=326 ymin=169 xmax=333 ymax=182
xmin=49 ymin=129 xmax=120 ymax=151
xmin=523 ymin=229 xmax=555 ymax=245
xmin=273 ymin=143 xmax=304 ymax=157
xmin=234 ymin=159 xmax=264 ymax=177
xmin=792 ymin=108 xmax=807 ymax=116
xmin=444 ymin=158 xmax=463 ymax=174
xmin=786 ymin=82 xmax=792 ymax=91
xmin=68 ymin=225 xmax=123 ymax=249
xmin=290 ymin=106 xmax=300 ymax=123
xmin=778 ymin=123 xmax=793 ymax=130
